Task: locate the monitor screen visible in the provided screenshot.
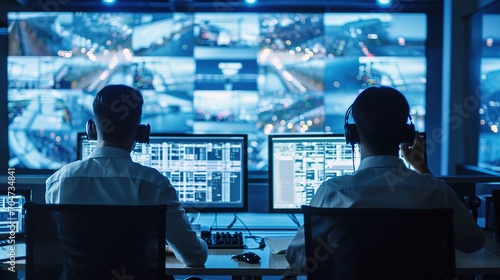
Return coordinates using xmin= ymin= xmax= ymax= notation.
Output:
xmin=0 ymin=189 xmax=31 ymax=239
xmin=268 ymin=133 xmax=427 ymax=213
xmin=474 ymin=3 xmax=500 ymax=172
xmin=77 ymin=133 xmax=248 ymax=212
xmin=6 ymin=11 xmax=428 ymax=173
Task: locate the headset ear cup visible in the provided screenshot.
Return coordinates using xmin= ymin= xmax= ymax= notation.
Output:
xmin=344 ymin=123 xmax=360 ymax=145
xmin=86 ymin=119 xmax=97 ymax=140
xmin=135 ymin=124 xmax=151 ymax=144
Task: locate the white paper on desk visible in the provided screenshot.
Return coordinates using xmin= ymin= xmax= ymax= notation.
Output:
xmin=0 ymin=243 xmax=26 ymax=261
xmin=265 ymin=236 xmax=294 ymax=254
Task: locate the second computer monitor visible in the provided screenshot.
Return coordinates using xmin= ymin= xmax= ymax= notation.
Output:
xmin=268 ymin=133 xmax=427 ymax=213
xmin=77 ymin=133 xmax=248 ymax=212
xmin=269 ymin=134 xmax=359 ymax=213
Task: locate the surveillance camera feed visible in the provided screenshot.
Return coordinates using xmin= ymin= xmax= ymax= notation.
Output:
xmin=7 ymin=12 xmax=427 ymax=171
xmin=478 ymin=14 xmax=500 ymax=171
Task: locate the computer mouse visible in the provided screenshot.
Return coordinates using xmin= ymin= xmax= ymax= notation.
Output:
xmin=231 ymin=251 xmax=261 ymax=264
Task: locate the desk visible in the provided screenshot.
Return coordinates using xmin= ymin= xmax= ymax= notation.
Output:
xmin=434 ymin=230 xmax=499 ymax=277
xmin=484 ymin=229 xmax=500 ymax=257
xmin=167 ymin=248 xmax=275 ymax=280
xmin=269 ymin=247 xmax=500 ymax=278
xmin=454 ymin=249 xmax=500 ymax=276
xmin=0 ymin=248 xmax=279 ymax=280
xmin=3 ymin=232 xmax=500 ymax=280
xmin=165 ymin=239 xmax=500 ymax=280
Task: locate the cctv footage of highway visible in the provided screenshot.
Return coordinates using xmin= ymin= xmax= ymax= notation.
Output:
xmin=476 ymin=14 xmax=500 ymax=171
xmin=7 ymin=12 xmax=427 ymax=171
xmin=478 ymin=59 xmax=500 ymax=171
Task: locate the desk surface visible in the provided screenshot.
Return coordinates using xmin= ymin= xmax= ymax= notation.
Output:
xmin=270 ymin=247 xmax=500 ymax=277
xmin=484 ymin=230 xmax=500 ymax=256
xmin=164 ymin=231 xmax=500 ymax=277
xmin=6 ymin=247 xmax=500 ymax=277
xmin=454 ymin=249 xmax=500 ymax=275
xmin=4 ymin=231 xmax=500 ymax=277
xmin=167 ymin=247 xmax=276 ymax=276
xmin=164 ymin=247 xmax=500 ymax=277
xmin=455 ymin=230 xmax=500 ymax=276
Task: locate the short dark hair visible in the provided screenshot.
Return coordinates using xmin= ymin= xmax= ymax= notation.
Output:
xmin=92 ymin=84 xmax=143 ymax=142
xmin=351 ymin=86 xmax=410 ymax=154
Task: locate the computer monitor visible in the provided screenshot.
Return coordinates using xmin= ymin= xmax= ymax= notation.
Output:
xmin=268 ymin=134 xmax=358 ymax=213
xmin=268 ymin=133 xmax=427 ymax=213
xmin=0 ymin=189 xmax=31 ymax=240
xmin=77 ymin=133 xmax=248 ymax=212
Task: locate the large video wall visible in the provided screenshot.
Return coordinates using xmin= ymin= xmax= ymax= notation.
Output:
xmin=477 ymin=10 xmax=500 ymax=171
xmin=7 ymin=12 xmax=427 ymax=171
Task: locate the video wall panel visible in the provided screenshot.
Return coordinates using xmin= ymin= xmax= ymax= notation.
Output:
xmin=7 ymin=12 xmax=427 ymax=171
xmin=477 ymin=12 xmax=500 ymax=171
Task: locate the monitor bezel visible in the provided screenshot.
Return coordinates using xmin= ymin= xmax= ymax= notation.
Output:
xmin=0 ymin=188 xmax=32 ymax=240
xmin=77 ymin=132 xmax=249 ymax=213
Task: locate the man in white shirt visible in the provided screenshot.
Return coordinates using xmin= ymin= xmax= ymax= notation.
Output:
xmin=285 ymin=86 xmax=485 ymax=272
xmin=46 ymin=84 xmax=208 ymax=267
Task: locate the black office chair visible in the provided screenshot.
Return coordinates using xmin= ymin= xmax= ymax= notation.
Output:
xmin=24 ymin=202 xmax=167 ymax=280
xmin=301 ymin=206 xmax=456 ymax=280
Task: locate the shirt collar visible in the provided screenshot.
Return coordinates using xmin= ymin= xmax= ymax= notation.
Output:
xmin=88 ymin=146 xmax=132 ymax=160
xmin=358 ymin=155 xmax=407 ymax=170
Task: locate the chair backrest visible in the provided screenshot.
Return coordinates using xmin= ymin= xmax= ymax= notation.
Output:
xmin=492 ymin=189 xmax=500 ymax=243
xmin=301 ymin=206 xmax=456 ymax=280
xmin=24 ymin=202 xmax=167 ymax=280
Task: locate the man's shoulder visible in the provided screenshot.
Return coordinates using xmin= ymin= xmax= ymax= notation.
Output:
xmin=47 ymin=158 xmax=171 ymax=187
xmin=321 ymin=169 xmax=448 ymax=189
xmin=321 ymin=174 xmax=355 ymax=190
xmin=127 ymin=162 xmax=171 ymax=184
xmin=47 ymin=160 xmax=87 ymax=184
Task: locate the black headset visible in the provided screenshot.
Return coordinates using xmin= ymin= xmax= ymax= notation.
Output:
xmin=344 ymin=105 xmax=415 ymax=146
xmin=86 ymin=119 xmax=151 ymax=144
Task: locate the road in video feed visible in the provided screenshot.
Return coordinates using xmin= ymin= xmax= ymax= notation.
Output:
xmin=7 ymin=12 xmax=427 ymax=171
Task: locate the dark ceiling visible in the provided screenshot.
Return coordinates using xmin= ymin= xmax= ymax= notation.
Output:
xmin=6 ymin=0 xmax=442 ymax=12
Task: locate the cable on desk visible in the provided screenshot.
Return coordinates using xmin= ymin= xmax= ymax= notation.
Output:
xmin=210 ymin=212 xmax=218 ymax=229
xmin=234 ymin=214 xmax=266 ymax=249
xmin=227 ymin=213 xmax=237 ymax=229
xmin=287 ymin=213 xmax=301 ymax=228
xmin=189 ymin=212 xmax=201 ymax=224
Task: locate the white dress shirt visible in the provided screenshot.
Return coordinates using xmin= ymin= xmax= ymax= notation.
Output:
xmin=46 ymin=146 xmax=208 ymax=267
xmin=285 ymin=156 xmax=485 ymax=271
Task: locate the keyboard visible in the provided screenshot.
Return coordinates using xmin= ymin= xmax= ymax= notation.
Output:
xmin=202 ymin=231 xmax=245 ymax=249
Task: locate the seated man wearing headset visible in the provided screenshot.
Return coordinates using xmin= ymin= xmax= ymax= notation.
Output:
xmin=285 ymin=86 xmax=485 ymax=272
xmin=46 ymin=84 xmax=207 ymax=267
